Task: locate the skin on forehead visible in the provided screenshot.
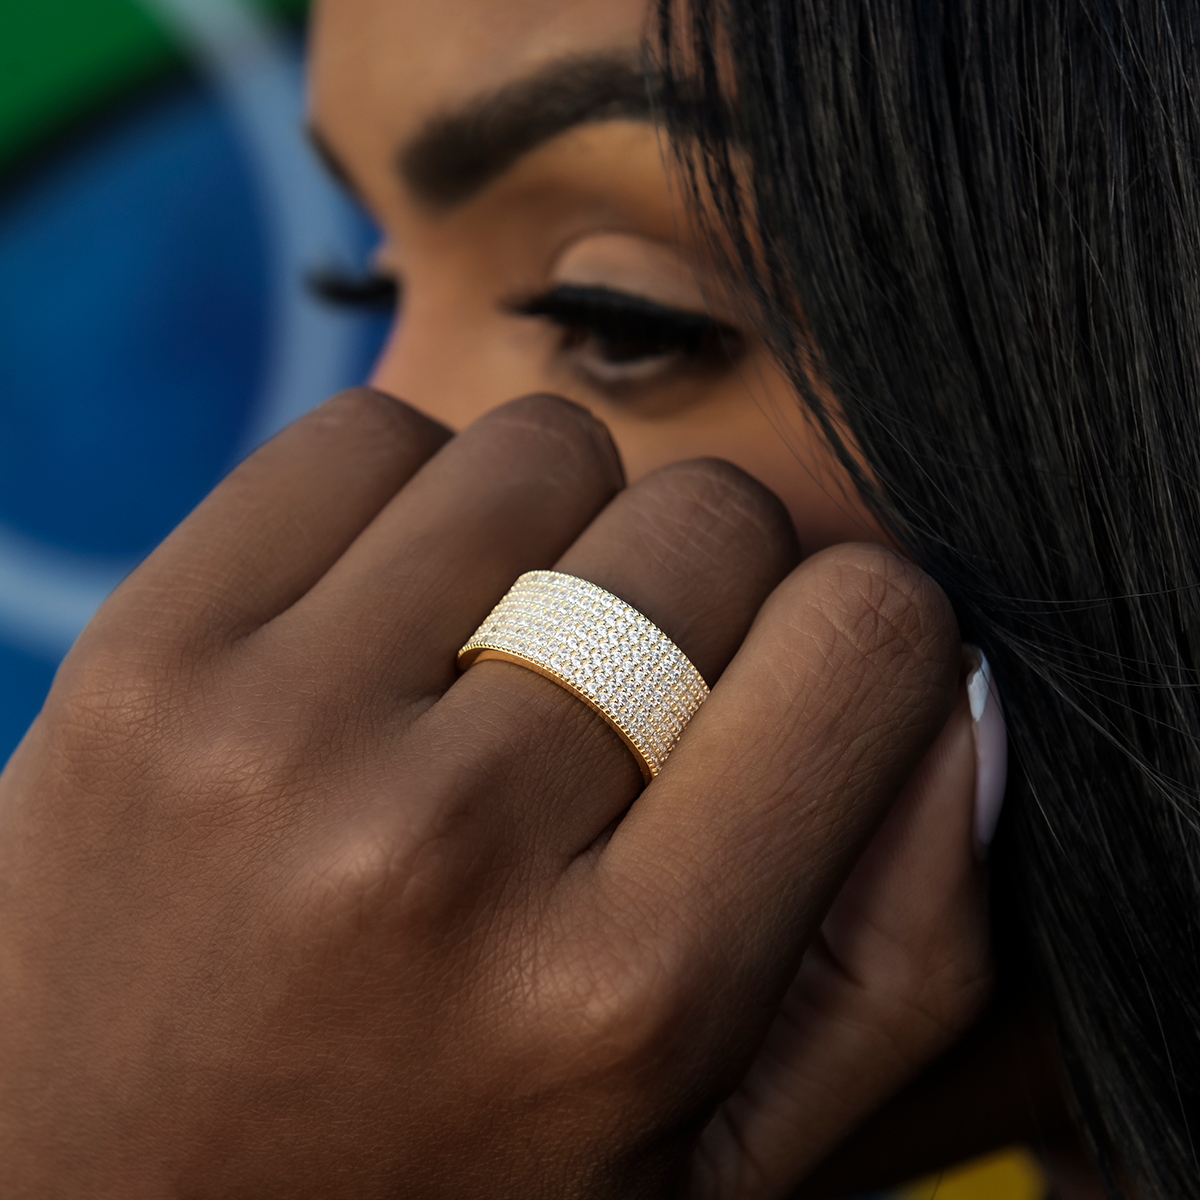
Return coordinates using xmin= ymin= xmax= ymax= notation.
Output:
xmin=311 ymin=0 xmax=648 ymax=127
xmin=307 ymin=0 xmax=886 ymax=554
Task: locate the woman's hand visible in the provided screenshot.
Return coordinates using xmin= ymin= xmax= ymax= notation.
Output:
xmin=0 ymin=390 xmax=990 ymax=1199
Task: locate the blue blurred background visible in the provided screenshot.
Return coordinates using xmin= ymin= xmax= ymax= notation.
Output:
xmin=0 ymin=0 xmax=389 ymax=762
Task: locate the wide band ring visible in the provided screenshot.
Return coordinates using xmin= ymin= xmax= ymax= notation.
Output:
xmin=457 ymin=570 xmax=709 ymax=780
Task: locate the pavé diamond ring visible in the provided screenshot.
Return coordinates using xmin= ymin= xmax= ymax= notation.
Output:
xmin=457 ymin=571 xmax=709 ymax=780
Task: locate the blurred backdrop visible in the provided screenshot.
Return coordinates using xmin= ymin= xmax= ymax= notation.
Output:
xmin=0 ymin=4 xmax=1047 ymax=1197
xmin=0 ymin=0 xmax=388 ymax=760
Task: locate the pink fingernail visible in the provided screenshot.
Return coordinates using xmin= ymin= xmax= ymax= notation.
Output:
xmin=964 ymin=646 xmax=1007 ymax=860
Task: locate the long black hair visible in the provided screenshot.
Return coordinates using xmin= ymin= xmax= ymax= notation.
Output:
xmin=655 ymin=0 xmax=1200 ymax=1194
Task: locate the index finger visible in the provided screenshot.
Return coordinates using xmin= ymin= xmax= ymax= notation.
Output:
xmin=600 ymin=544 xmax=960 ymax=1006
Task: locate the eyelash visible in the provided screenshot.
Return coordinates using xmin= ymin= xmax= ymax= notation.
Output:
xmin=308 ymin=273 xmax=742 ymax=379
xmin=307 ymin=268 xmax=400 ymax=310
xmin=508 ymin=285 xmax=742 ymax=373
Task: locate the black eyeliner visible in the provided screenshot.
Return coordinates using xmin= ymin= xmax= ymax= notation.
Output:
xmin=507 ymin=284 xmax=742 ymax=363
xmin=307 ymin=268 xmax=400 ymax=310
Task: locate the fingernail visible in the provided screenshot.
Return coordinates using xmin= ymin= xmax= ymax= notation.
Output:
xmin=963 ymin=645 xmax=1007 ymax=859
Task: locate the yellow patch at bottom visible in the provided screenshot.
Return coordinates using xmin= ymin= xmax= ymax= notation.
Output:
xmin=896 ymin=1147 xmax=1047 ymax=1200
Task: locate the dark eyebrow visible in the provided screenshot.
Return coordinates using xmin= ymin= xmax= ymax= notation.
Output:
xmin=399 ymin=52 xmax=656 ymax=209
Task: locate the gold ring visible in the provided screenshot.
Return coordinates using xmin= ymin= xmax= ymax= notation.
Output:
xmin=457 ymin=571 xmax=709 ymax=780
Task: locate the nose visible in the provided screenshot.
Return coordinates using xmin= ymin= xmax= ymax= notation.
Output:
xmin=367 ymin=275 xmax=563 ymax=432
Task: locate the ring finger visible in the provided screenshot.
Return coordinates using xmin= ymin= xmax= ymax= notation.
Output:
xmin=426 ymin=455 xmax=800 ymax=859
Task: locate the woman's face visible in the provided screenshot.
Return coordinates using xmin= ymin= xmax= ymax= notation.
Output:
xmin=308 ymin=0 xmax=882 ymax=552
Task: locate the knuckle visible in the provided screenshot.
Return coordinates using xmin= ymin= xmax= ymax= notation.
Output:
xmin=31 ymin=653 xmax=196 ymax=826
xmin=49 ymin=635 xmax=193 ymax=747
xmin=631 ymin=458 xmax=798 ymax=571
xmin=814 ymin=922 xmax=993 ymax=1076
xmin=517 ymin=928 xmax=688 ymax=1082
xmin=481 ymin=394 xmax=623 ymax=487
xmin=860 ymin=908 xmax=995 ymax=1040
xmin=47 ymin=643 xmax=321 ymax=822
xmin=302 ymin=808 xmax=478 ymax=944
xmin=806 ymin=544 xmax=958 ymax=677
xmin=922 ymin=953 xmax=994 ymax=1035
xmin=879 ymin=953 xmax=994 ymax=1063
xmin=313 ymin=385 xmax=445 ymax=446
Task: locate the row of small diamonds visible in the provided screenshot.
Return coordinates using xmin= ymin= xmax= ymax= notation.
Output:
xmin=460 ymin=571 xmax=709 ymax=775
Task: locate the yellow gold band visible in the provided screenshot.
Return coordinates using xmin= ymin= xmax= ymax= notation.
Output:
xmin=457 ymin=571 xmax=709 ymax=780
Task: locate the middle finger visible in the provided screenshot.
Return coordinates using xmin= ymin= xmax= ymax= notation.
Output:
xmin=264 ymin=394 xmax=624 ymax=700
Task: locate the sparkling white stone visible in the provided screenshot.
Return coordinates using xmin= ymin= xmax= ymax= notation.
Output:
xmin=458 ymin=570 xmax=709 ymax=777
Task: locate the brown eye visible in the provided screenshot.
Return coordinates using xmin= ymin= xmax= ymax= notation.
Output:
xmin=508 ymin=285 xmax=743 ymax=382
